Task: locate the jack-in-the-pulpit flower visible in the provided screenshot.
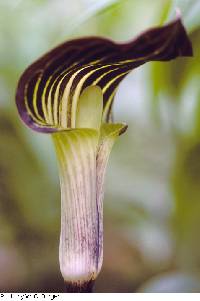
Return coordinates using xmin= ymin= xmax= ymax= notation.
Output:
xmin=16 ymin=17 xmax=192 ymax=292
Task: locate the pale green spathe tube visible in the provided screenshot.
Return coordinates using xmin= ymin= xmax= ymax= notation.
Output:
xmin=52 ymin=86 xmax=127 ymax=287
xmin=53 ymin=129 xmax=99 ymax=283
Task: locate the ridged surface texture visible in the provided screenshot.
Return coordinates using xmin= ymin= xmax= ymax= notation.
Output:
xmin=52 ymin=124 xmax=126 ymax=285
xmin=16 ymin=17 xmax=192 ymax=133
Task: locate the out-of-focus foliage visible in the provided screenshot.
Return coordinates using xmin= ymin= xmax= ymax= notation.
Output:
xmin=168 ymin=0 xmax=200 ymax=32
xmin=0 ymin=0 xmax=200 ymax=292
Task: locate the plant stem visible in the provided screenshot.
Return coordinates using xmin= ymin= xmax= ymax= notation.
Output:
xmin=64 ymin=280 xmax=94 ymax=293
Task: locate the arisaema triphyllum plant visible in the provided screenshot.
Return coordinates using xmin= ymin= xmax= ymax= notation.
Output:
xmin=16 ymin=16 xmax=192 ymax=292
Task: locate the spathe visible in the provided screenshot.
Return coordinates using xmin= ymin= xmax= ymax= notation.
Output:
xmin=16 ymin=17 xmax=192 ymax=133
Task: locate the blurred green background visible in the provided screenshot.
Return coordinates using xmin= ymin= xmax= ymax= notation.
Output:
xmin=1 ymin=0 xmax=200 ymax=293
